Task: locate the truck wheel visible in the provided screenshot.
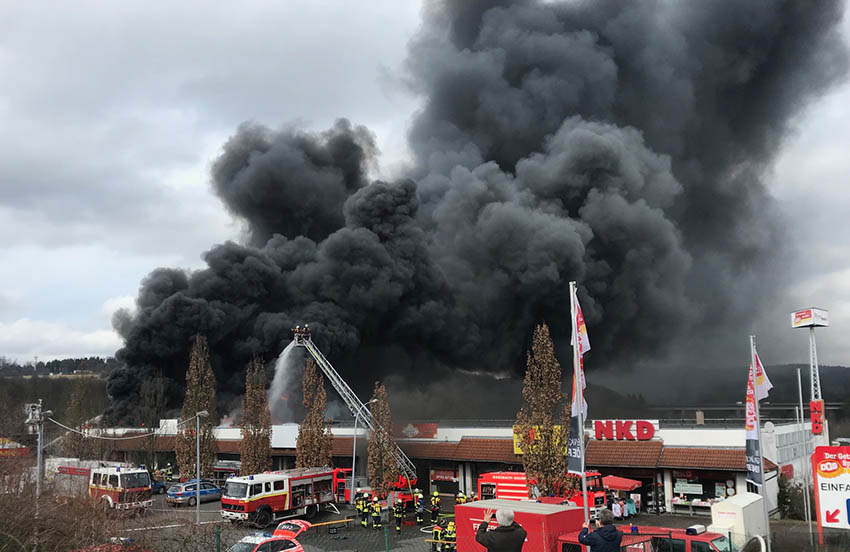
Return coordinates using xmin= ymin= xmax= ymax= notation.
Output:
xmin=305 ymin=504 xmax=318 ymax=519
xmin=188 ymin=497 xmax=197 ymax=507
xmin=255 ymin=508 xmax=272 ymax=528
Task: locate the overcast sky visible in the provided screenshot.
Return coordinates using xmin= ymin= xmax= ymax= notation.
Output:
xmin=1 ymin=1 xmax=849 ymax=368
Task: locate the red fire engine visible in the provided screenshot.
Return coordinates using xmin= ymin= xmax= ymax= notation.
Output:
xmin=221 ymin=467 xmax=350 ymax=526
xmin=477 ymin=471 xmax=608 ymax=517
xmin=56 ymin=464 xmax=153 ymax=511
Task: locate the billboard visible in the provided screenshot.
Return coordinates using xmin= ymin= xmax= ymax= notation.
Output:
xmin=812 ymin=446 xmax=850 ymax=544
xmin=791 ymin=308 xmax=829 ymax=328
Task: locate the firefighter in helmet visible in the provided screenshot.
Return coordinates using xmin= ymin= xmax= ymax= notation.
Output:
xmin=355 ymin=489 xmax=368 ymax=528
xmin=469 ymin=491 xmax=477 ymax=502
xmin=371 ymin=495 xmax=382 ymax=529
xmin=443 ymin=520 xmax=456 ymax=552
xmin=430 ymin=491 xmax=441 ymax=523
xmin=431 ymin=520 xmax=443 ymax=552
xmin=455 ymin=491 xmax=466 ymax=506
xmin=393 ymin=497 xmax=404 ymax=534
xmin=415 ymin=491 xmax=425 ymax=525
xmin=165 ymin=463 xmax=173 ymax=481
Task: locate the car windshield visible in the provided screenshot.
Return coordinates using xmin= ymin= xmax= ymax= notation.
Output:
xmin=224 ymin=482 xmax=249 ymax=499
xmin=226 ymin=542 xmax=257 ymax=552
xmin=711 ymin=536 xmax=735 ymax=552
xmin=121 ymin=472 xmax=151 ymax=489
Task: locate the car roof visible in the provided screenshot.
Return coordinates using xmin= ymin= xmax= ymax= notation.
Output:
xmin=237 ymin=535 xmax=295 ymax=545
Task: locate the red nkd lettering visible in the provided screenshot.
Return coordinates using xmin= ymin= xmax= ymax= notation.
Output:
xmin=595 ymin=420 xmax=614 ymax=440
xmin=615 ymin=420 xmax=635 ymax=440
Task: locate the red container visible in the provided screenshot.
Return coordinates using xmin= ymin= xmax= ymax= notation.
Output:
xmin=455 ymin=498 xmax=585 ymax=552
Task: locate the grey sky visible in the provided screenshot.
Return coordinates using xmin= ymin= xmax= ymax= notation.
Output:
xmin=1 ymin=0 xmax=849 ymax=371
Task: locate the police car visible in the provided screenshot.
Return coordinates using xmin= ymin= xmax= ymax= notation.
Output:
xmin=226 ymin=520 xmax=310 ymax=552
xmin=165 ymin=479 xmax=221 ymax=506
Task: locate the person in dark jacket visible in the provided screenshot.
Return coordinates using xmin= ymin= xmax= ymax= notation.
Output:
xmin=475 ymin=508 xmax=527 ymax=552
xmin=578 ymin=508 xmax=622 ymax=552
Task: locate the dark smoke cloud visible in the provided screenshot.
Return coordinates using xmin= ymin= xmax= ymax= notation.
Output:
xmin=106 ymin=0 xmax=847 ymax=422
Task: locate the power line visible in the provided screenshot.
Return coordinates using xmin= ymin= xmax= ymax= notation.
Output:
xmin=46 ymin=418 xmax=164 ymax=441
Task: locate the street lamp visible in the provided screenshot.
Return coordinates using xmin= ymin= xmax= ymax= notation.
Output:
xmin=351 ymin=399 xmax=378 ymax=505
xmin=178 ymin=410 xmax=209 ymax=524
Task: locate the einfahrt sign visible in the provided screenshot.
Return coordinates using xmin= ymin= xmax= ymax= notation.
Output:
xmin=812 ymin=446 xmax=850 ymax=544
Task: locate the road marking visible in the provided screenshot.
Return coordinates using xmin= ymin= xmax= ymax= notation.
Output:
xmin=121 ymin=520 xmax=221 ymax=532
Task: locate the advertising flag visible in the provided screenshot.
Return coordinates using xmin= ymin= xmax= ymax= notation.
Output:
xmin=568 ymin=290 xmax=589 ymax=475
xmin=745 ymin=351 xmax=771 ymax=486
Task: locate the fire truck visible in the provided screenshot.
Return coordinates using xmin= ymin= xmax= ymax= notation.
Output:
xmin=477 ymin=471 xmax=608 ymax=518
xmin=221 ymin=467 xmax=350 ymax=526
xmin=55 ymin=462 xmax=153 ymax=511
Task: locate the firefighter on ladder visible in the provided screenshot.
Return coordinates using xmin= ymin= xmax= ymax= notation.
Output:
xmin=415 ymin=491 xmax=425 ymax=525
xmin=394 ymin=497 xmax=404 ymax=535
xmin=430 ymin=491 xmax=441 ymax=523
xmin=371 ymin=495 xmax=382 ymax=530
xmin=443 ymin=521 xmax=456 ymax=552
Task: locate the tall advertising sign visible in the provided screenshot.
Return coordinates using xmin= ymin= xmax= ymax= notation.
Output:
xmin=745 ymin=351 xmax=772 ymax=487
xmin=811 ymin=446 xmax=850 ymax=544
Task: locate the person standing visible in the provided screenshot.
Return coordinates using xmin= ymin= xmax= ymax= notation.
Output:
xmin=430 ymin=491 xmax=441 ymax=523
xmin=443 ymin=521 xmax=457 ymax=552
xmin=416 ymin=492 xmax=425 ymax=525
xmin=394 ymin=498 xmax=404 ymax=535
xmin=611 ymin=498 xmax=622 ymax=520
xmin=358 ymin=492 xmax=369 ymax=528
xmin=578 ymin=508 xmax=622 ymax=551
xmin=371 ymin=496 xmax=382 ymax=530
xmin=475 ymin=508 xmax=526 ymax=552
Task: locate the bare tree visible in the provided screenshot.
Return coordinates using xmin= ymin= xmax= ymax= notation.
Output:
xmin=240 ymin=356 xmax=272 ymax=474
xmin=295 ymin=357 xmax=333 ymax=468
xmin=175 ymin=335 xmax=218 ymax=478
xmin=367 ymin=381 xmax=399 ymax=495
xmin=515 ymin=323 xmax=573 ymax=497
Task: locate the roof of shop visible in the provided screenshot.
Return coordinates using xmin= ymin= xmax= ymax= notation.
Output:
xmin=659 ymin=447 xmax=778 ymax=472
xmin=585 ymin=440 xmax=664 ymax=468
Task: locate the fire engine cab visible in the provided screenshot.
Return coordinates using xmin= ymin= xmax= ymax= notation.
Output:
xmin=55 ymin=464 xmax=153 ymax=511
xmin=221 ymin=467 xmax=348 ymax=526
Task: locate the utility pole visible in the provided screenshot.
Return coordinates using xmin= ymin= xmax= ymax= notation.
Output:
xmin=25 ymin=400 xmax=53 ymax=552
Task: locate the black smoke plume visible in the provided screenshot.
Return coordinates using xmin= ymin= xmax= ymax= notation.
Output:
xmin=106 ymin=0 xmax=847 ymax=423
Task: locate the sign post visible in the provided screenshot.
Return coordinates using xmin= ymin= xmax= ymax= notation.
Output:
xmin=811 ymin=446 xmax=850 ymax=545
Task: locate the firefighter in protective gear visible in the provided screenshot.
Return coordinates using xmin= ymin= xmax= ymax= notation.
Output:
xmin=455 ymin=491 xmax=466 ymax=505
xmin=468 ymin=491 xmax=477 ymax=502
xmin=393 ymin=498 xmax=404 ymax=534
xmin=443 ymin=521 xmax=456 ymax=552
xmin=165 ymin=463 xmax=173 ymax=481
xmin=356 ymin=491 xmax=369 ymax=528
xmin=415 ymin=492 xmax=425 ymax=525
xmin=431 ymin=522 xmax=443 ymax=552
xmin=430 ymin=491 xmax=441 ymax=523
xmin=371 ymin=496 xmax=382 ymax=529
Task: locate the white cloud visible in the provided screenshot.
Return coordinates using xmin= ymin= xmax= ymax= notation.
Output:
xmin=0 ymin=318 xmax=122 ymax=362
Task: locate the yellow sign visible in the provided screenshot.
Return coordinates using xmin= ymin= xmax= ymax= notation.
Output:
xmin=512 ymin=425 xmax=567 ymax=455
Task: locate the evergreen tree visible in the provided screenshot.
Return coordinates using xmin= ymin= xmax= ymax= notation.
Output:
xmin=175 ymin=336 xmax=218 ymax=478
xmin=367 ymin=381 xmax=399 ymax=494
xmin=515 ymin=323 xmax=572 ymax=497
xmin=61 ymin=380 xmax=91 ymax=459
xmin=139 ymin=376 xmax=168 ymax=469
xmin=295 ymin=357 xmax=333 ymax=468
xmin=240 ymin=356 xmax=272 ymax=474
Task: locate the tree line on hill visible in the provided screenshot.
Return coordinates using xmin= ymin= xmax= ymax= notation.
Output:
xmin=0 ymin=355 xmax=120 ymax=376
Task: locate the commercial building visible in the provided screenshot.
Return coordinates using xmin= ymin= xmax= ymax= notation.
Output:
xmin=105 ymin=415 xmax=827 ymax=517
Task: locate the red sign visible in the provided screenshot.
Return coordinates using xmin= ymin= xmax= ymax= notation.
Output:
xmin=431 ymin=469 xmax=457 ymax=482
xmin=811 ymin=400 xmax=824 ymax=435
xmin=58 ymin=466 xmax=90 ymax=476
xmin=811 ymin=446 xmax=850 ymax=544
xmin=780 ymin=464 xmax=795 ymax=480
xmin=594 ymin=420 xmax=655 ymax=441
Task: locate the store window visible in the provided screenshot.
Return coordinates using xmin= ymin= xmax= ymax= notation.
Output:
xmin=671 ymin=470 xmax=735 ymax=509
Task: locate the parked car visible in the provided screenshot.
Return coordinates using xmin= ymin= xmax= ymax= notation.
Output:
xmin=150 ymin=479 xmax=167 ymax=494
xmin=166 ymin=480 xmax=221 ymax=507
xmin=226 ymin=522 xmax=309 ymax=552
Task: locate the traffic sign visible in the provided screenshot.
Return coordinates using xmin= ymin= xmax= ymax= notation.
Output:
xmin=812 ymin=446 xmax=850 ymax=543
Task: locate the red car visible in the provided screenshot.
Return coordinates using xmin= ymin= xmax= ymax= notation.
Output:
xmin=226 ymin=520 xmax=311 ymax=552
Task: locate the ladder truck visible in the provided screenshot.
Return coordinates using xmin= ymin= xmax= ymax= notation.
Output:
xmin=291 ymin=326 xmax=418 ymax=498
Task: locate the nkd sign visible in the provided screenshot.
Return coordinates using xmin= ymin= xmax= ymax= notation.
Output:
xmin=593 ymin=420 xmax=657 ymax=441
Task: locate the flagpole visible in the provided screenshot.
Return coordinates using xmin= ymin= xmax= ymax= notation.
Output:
xmin=571 ymin=281 xmax=589 ymax=523
xmin=750 ymin=335 xmax=772 ymax=552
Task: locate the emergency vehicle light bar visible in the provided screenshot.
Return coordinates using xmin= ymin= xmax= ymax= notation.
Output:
xmin=291 ymin=326 xmax=417 ymax=481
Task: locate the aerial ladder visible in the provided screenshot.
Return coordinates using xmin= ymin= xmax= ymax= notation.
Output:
xmin=291 ymin=325 xmax=417 ymax=487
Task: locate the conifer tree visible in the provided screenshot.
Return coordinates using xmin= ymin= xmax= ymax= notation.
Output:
xmin=295 ymin=357 xmax=333 ymax=467
xmin=139 ymin=375 xmax=168 ymax=469
xmin=175 ymin=335 xmax=218 ymax=478
xmin=367 ymin=381 xmax=399 ymax=494
xmin=240 ymin=356 xmax=272 ymax=474
xmin=62 ymin=380 xmax=91 ymax=459
xmin=515 ymin=323 xmax=572 ymax=497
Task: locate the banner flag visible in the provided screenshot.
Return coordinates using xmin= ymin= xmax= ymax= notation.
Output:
xmin=745 ymin=351 xmax=771 ymax=486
